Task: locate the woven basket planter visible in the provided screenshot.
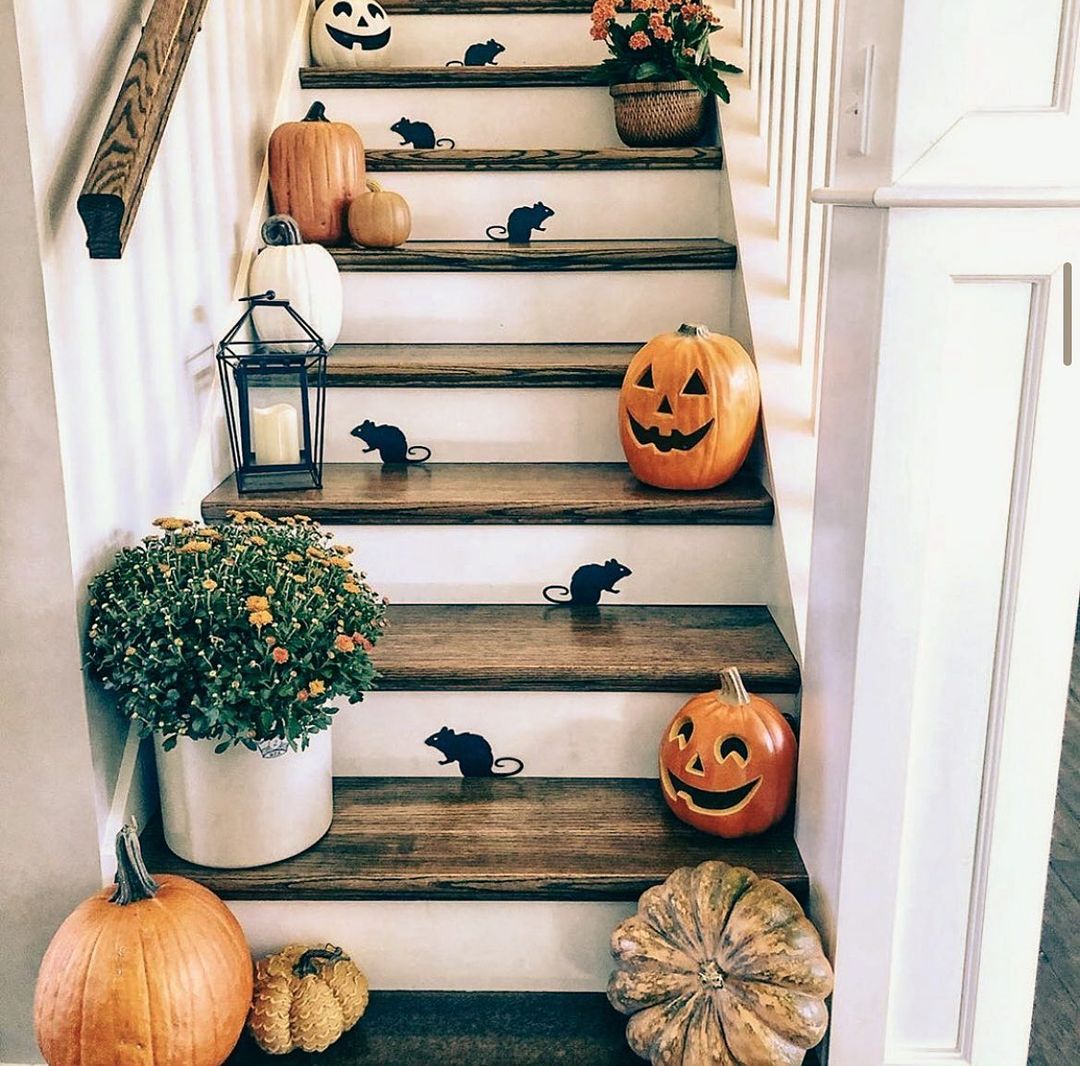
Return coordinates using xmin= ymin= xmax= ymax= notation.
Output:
xmin=610 ymin=80 xmax=707 ymax=147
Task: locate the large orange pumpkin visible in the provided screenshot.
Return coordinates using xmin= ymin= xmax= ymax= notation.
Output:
xmin=618 ymin=324 xmax=760 ymax=490
xmin=269 ymin=102 xmax=365 ymax=246
xmin=660 ymin=667 xmax=796 ymax=837
xmin=34 ymin=824 xmax=253 ymax=1066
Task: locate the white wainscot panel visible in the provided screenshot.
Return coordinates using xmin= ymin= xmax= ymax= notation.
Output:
xmin=230 ymin=900 xmax=633 ymax=991
xmin=327 ymin=523 xmax=775 ymax=604
xmin=339 ymin=271 xmax=733 ymax=344
xmin=884 ymin=281 xmax=1042 ymax=1056
xmin=331 ymin=691 xmax=799 ymax=778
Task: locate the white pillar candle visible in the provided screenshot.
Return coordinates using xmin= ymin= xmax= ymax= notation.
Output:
xmin=252 ymin=403 xmax=300 ymax=465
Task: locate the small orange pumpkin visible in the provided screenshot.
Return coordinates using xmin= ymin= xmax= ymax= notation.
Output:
xmin=269 ymin=102 xmax=365 ymax=246
xmin=618 ymin=324 xmax=760 ymax=490
xmin=659 ymin=667 xmax=796 ymax=837
xmin=348 ymin=179 xmax=412 ymax=248
xmin=34 ymin=824 xmax=253 ymax=1066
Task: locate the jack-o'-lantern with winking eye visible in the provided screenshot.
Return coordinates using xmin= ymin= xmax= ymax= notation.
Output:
xmin=618 ymin=324 xmax=760 ymax=490
xmin=311 ymin=0 xmax=395 ymax=70
xmin=660 ymin=667 xmax=796 ymax=837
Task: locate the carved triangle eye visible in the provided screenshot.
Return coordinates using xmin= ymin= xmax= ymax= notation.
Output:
xmin=683 ymin=369 xmax=708 ymax=395
xmin=636 ymin=366 xmax=655 ymax=389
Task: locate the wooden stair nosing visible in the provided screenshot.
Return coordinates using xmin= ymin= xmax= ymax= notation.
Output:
xmin=328 ymin=239 xmax=736 ymax=272
xmin=201 ymin=464 xmax=774 ymax=526
xmin=301 ymin=64 xmax=602 ymax=89
xmin=365 ymin=147 xmax=724 ymax=172
xmin=323 ymin=342 xmax=636 ymax=387
xmin=141 ymin=778 xmax=809 ymax=902
xmin=226 ymin=992 xmax=638 ymax=1065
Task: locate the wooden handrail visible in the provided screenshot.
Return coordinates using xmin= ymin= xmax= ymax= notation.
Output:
xmin=77 ymin=0 xmax=210 ymax=259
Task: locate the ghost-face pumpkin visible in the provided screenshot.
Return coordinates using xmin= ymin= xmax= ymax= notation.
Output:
xmin=311 ymin=0 xmax=394 ymax=70
xmin=660 ymin=667 xmax=796 ymax=837
xmin=618 ymin=324 xmax=760 ymax=490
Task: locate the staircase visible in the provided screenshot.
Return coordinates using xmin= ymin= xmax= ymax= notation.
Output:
xmin=144 ymin=3 xmax=806 ymax=1060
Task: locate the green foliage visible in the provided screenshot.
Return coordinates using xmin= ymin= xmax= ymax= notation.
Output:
xmin=85 ymin=512 xmax=387 ymax=751
xmin=590 ymin=0 xmax=742 ymax=100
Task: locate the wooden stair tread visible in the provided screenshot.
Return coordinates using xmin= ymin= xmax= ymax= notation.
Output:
xmin=325 ymin=343 xmax=636 ymax=386
xmin=301 ymin=64 xmax=603 ymax=89
xmin=380 ymin=0 xmax=595 ymax=11
xmin=141 ymin=778 xmax=808 ymax=901
xmin=366 ymin=147 xmax=723 ymax=171
xmin=226 ymin=993 xmax=635 ymax=1064
xmin=328 ymin=239 xmax=736 ymax=272
xmin=202 ymin=464 xmax=773 ymax=525
xmin=373 ymin=604 xmax=799 ymax=692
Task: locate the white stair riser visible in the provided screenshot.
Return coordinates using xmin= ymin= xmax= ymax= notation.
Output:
xmin=367 ymin=171 xmax=730 ymax=243
xmin=319 ymin=387 xmax=622 ymax=463
xmin=331 ymin=691 xmax=799 ymax=778
xmin=339 ymin=271 xmax=733 ymax=343
xmin=310 ymin=87 xmax=636 ymax=150
xmin=329 ymin=524 xmax=774 ymax=604
xmin=230 ymin=900 xmax=632 ymax=991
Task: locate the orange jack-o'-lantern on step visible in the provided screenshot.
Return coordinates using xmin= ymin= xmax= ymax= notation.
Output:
xmin=618 ymin=324 xmax=761 ymax=490
xmin=660 ymin=667 xmax=796 ymax=837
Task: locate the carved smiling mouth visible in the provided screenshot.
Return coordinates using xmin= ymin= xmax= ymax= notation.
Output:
xmin=628 ymin=413 xmax=714 ymax=453
xmin=326 ymin=24 xmax=391 ymax=50
xmin=662 ymin=766 xmax=762 ymax=814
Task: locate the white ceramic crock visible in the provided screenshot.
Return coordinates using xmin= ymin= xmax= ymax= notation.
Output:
xmin=153 ymin=727 xmax=333 ymax=868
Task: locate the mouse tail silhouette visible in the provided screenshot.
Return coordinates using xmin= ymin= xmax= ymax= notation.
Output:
xmin=543 ymin=584 xmax=572 ymax=604
xmin=435 ymin=137 xmax=456 ymax=148
xmin=406 ymin=445 xmax=432 ymax=463
xmin=492 ymin=757 xmax=524 ymax=777
xmin=486 ymin=224 xmax=509 ymax=241
xmin=446 ymin=59 xmax=464 ymax=66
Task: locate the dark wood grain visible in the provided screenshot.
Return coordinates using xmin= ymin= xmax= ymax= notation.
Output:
xmin=380 ymin=0 xmax=595 ymax=11
xmin=202 ymin=463 xmax=773 ymax=525
xmin=77 ymin=0 xmax=210 ymax=258
xmin=141 ymin=778 xmax=808 ymax=901
xmin=226 ymin=992 xmax=637 ymax=1065
xmin=371 ymin=604 xmax=800 ymax=692
xmin=301 ymin=64 xmax=603 ymax=90
xmin=366 ymin=147 xmax=723 ymax=171
xmin=329 ymin=239 xmax=736 ymax=272
xmin=324 ymin=343 xmax=636 ymax=387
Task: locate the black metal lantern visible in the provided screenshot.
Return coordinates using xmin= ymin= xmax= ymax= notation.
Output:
xmin=217 ymin=292 xmax=328 ymax=493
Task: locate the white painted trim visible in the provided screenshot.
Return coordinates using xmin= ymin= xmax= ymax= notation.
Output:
xmin=811 ymin=185 xmax=1080 ymax=207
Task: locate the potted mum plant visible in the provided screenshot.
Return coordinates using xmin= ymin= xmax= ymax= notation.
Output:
xmin=590 ymin=0 xmax=742 ymax=147
xmin=86 ymin=510 xmax=387 ymax=869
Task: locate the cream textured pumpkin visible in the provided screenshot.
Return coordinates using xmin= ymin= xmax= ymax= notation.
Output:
xmin=249 ymin=215 xmax=343 ymax=352
xmin=311 ymin=0 xmax=394 ymax=70
xmin=248 ymin=944 xmax=369 ymax=1055
xmin=608 ymin=862 xmax=833 ymax=1065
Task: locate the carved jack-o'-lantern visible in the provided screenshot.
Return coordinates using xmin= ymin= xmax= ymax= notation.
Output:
xmin=311 ymin=0 xmax=394 ymax=70
xmin=618 ymin=324 xmax=761 ymax=490
xmin=660 ymin=667 xmax=796 ymax=837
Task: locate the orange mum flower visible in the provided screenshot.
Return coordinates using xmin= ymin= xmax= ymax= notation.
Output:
xmin=246 ymin=595 xmax=270 ymax=611
xmin=272 ymin=647 xmax=290 ymax=664
xmin=334 ymin=634 xmax=356 ymax=653
xmin=351 ymin=632 xmax=375 ymax=652
xmin=249 ymin=610 xmax=273 ymax=627
xmin=309 ymin=680 xmax=326 ymax=696
xmin=296 ymin=688 xmax=309 ymax=702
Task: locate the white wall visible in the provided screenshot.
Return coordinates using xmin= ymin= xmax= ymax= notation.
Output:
xmin=12 ymin=0 xmax=307 ymax=856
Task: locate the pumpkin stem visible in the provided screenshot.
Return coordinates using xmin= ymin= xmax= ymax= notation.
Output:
xmin=303 ymin=101 xmax=329 ymax=123
xmin=110 ymin=821 xmax=159 ymax=905
xmin=262 ymin=214 xmax=303 ymax=247
xmin=294 ymin=945 xmax=346 ymax=977
xmin=364 ymin=179 xmax=384 ymax=194
xmin=715 ymin=667 xmax=752 ymax=706
xmin=677 ymin=323 xmax=711 ymax=338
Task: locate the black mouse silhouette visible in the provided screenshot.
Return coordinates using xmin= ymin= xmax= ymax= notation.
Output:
xmin=486 ymin=202 xmax=555 ymax=245
xmin=390 ymin=117 xmax=455 ymax=149
xmin=351 ymin=420 xmax=431 ymax=464
xmin=425 ymin=727 xmax=524 ymax=778
xmin=544 ymin=559 xmax=632 ymax=606
xmin=446 ymin=40 xmax=506 ymax=67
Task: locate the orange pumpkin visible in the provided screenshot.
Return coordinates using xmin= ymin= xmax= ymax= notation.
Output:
xmin=618 ymin=324 xmax=760 ymax=490
xmin=659 ymin=667 xmax=796 ymax=837
xmin=34 ymin=824 xmax=253 ymax=1066
xmin=269 ymin=102 xmax=365 ymax=246
xmin=348 ymin=179 xmax=412 ymax=248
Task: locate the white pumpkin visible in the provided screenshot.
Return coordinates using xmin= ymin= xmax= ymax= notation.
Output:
xmin=249 ymin=215 xmax=343 ymax=352
xmin=311 ymin=0 xmax=394 ymax=70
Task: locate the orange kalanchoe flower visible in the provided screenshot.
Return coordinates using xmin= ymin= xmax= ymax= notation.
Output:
xmin=629 ymin=30 xmax=651 ymax=48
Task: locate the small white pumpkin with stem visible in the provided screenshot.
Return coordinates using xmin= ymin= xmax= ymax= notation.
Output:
xmin=248 ymin=214 xmax=343 ymax=352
